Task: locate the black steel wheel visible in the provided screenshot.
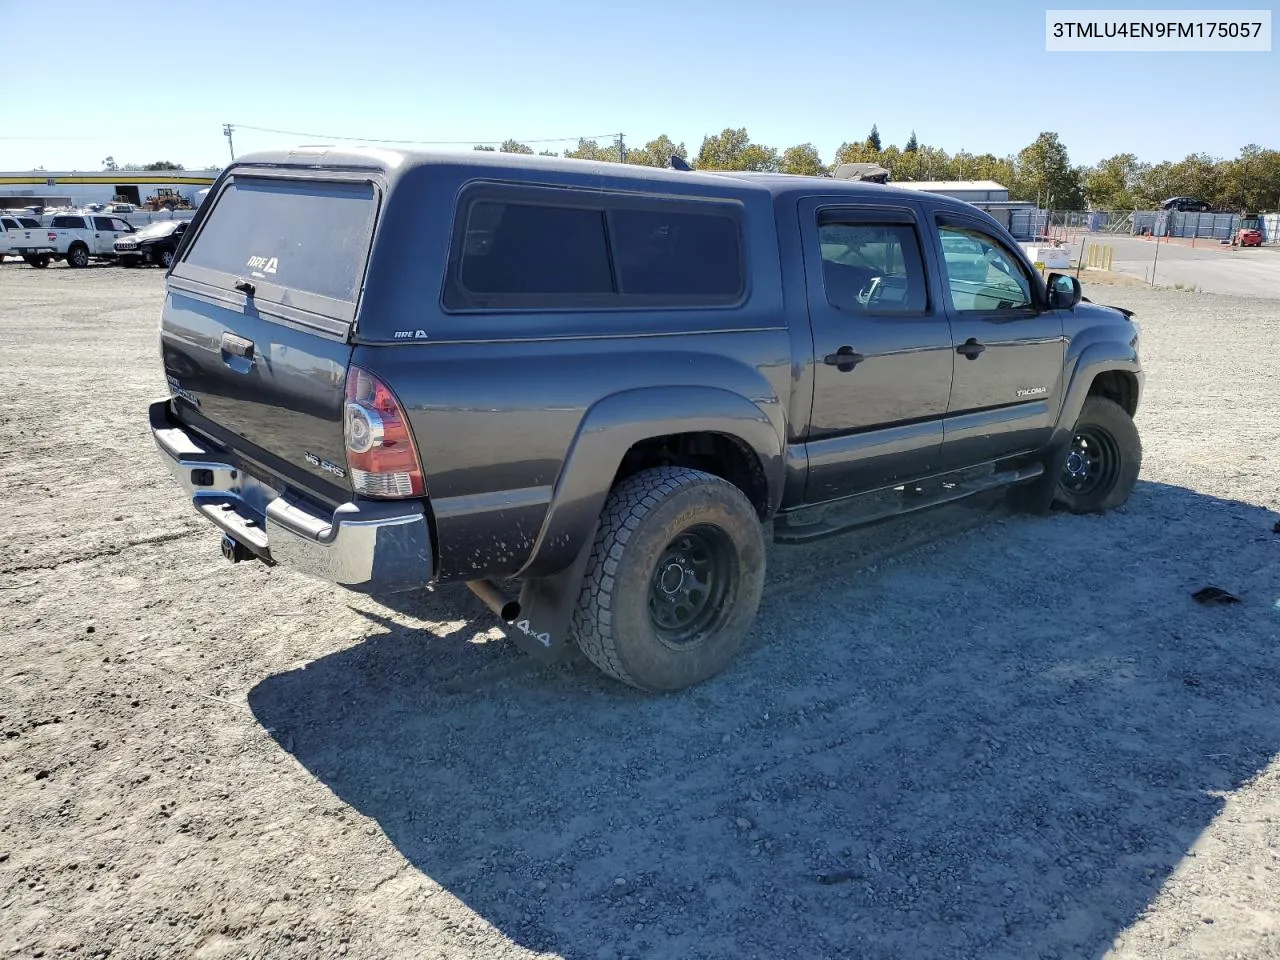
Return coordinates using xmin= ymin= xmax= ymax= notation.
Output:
xmin=647 ymin=525 xmax=736 ymax=648
xmin=572 ymin=467 xmax=766 ymax=692
xmin=1055 ymin=396 xmax=1141 ymax=513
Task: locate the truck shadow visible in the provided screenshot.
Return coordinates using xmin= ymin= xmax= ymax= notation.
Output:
xmin=248 ymin=480 xmax=1280 ymax=960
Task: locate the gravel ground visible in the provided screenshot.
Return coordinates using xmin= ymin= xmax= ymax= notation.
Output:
xmin=2 ymin=264 xmax=1279 ymax=960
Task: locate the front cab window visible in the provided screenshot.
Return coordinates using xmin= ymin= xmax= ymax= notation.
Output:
xmin=938 ymin=225 xmax=1034 ymax=312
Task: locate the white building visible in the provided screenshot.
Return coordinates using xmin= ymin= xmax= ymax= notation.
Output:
xmin=0 ymin=169 xmax=220 ymax=211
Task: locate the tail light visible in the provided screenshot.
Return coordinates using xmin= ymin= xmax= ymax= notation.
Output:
xmin=343 ymin=365 xmax=425 ymax=498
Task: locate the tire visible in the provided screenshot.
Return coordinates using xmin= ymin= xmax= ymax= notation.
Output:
xmin=158 ymin=248 xmax=175 ymax=269
xmin=24 ymin=255 xmax=49 ymax=269
xmin=571 ymin=467 xmax=766 ymax=692
xmin=66 ymin=244 xmax=90 ymax=269
xmin=1054 ymin=396 xmax=1142 ymax=513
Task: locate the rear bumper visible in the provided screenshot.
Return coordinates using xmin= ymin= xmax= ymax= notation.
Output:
xmin=149 ymin=399 xmax=434 ymax=592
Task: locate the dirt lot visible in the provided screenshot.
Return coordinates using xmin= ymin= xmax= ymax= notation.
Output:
xmin=2 ymin=264 xmax=1279 ymax=960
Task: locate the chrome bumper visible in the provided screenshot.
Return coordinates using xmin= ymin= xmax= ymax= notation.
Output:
xmin=149 ymin=399 xmax=434 ymax=592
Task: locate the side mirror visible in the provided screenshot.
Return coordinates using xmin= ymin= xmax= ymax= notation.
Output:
xmin=1046 ymin=272 xmax=1082 ymax=310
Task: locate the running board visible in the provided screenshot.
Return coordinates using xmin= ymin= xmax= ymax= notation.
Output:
xmin=773 ymin=463 xmax=1044 ymax=545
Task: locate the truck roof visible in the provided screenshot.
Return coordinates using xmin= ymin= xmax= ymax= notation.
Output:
xmin=222 ymin=146 xmax=977 ymax=214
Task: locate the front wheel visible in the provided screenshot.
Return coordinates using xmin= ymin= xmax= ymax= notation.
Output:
xmin=1055 ymin=396 xmax=1142 ymax=513
xmin=571 ymin=467 xmax=766 ymax=692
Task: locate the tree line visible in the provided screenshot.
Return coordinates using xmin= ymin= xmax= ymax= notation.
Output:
xmin=479 ymin=127 xmax=1280 ymax=213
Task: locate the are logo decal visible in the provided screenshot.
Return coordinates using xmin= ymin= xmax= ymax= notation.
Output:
xmin=246 ymin=255 xmax=278 ymax=275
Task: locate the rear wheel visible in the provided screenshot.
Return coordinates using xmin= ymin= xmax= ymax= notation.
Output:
xmin=66 ymin=243 xmax=90 ymax=269
xmin=158 ymin=248 xmax=175 ymax=268
xmin=1055 ymin=397 xmax=1141 ymax=513
xmin=24 ymin=255 xmax=50 ymax=269
xmin=571 ymin=467 xmax=766 ymax=692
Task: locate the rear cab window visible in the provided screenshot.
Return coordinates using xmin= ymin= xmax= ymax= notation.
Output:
xmin=173 ymin=173 xmax=381 ymax=326
xmin=52 ymin=216 xmax=87 ymax=230
xmin=444 ymin=184 xmax=746 ymax=311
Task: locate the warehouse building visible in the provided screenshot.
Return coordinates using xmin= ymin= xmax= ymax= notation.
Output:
xmin=0 ymin=169 xmax=220 ymax=211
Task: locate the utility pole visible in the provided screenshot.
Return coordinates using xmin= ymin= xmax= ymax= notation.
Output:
xmin=615 ymin=133 xmax=625 ymax=163
xmin=223 ymin=124 xmax=236 ymax=162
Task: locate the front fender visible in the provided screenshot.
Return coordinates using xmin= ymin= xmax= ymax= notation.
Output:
xmin=516 ymin=385 xmax=785 ymax=579
xmin=1051 ymin=326 xmax=1143 ymax=449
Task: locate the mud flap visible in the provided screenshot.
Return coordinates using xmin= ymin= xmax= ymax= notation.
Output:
xmin=507 ymin=530 xmax=597 ymax=664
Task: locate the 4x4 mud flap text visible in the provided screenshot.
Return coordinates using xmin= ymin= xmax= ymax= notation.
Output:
xmin=510 ymin=533 xmax=596 ymax=664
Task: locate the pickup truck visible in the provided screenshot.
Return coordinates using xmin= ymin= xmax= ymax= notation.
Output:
xmin=148 ymin=148 xmax=1144 ymax=692
xmin=0 ymin=213 xmax=43 ymax=261
xmin=7 ymin=212 xmax=136 ymax=268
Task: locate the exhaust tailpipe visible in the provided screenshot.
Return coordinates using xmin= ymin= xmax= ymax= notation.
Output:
xmin=466 ymin=579 xmax=521 ymax=622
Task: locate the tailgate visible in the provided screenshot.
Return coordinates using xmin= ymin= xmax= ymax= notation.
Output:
xmin=160 ymin=171 xmax=380 ymax=505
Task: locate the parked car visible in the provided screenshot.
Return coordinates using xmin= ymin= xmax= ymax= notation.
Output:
xmin=149 ymin=149 xmax=1144 ymax=692
xmin=5 ymin=213 xmax=135 ymax=268
xmin=1236 ymin=228 xmax=1263 ymax=247
xmin=115 ymin=219 xmax=188 ymax=267
xmin=0 ymin=213 xmax=43 ymax=261
xmin=1159 ymin=196 xmax=1212 ymax=212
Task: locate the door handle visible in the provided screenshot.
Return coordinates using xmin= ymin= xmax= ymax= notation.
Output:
xmin=956 ymin=338 xmax=986 ymax=360
xmin=823 ymin=346 xmax=865 ymax=372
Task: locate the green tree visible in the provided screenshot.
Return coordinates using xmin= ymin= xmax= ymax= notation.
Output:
xmin=1010 ymin=132 xmax=1083 ymax=208
xmin=143 ymin=161 xmax=184 ymax=171
xmin=1083 ymin=153 xmax=1142 ymax=209
xmin=499 ymin=139 xmax=534 ymax=155
xmin=780 ymin=143 xmax=826 ymax=177
xmin=102 ymin=156 xmax=118 ymax=171
xmin=564 ymin=138 xmax=617 ymax=162
xmin=473 ymin=144 xmax=496 ymax=151
xmin=538 ymin=149 xmax=559 ymax=157
xmin=623 ymin=134 xmax=689 ymax=168
xmin=904 ymin=130 xmax=918 ymax=153
xmin=695 ymin=128 xmax=779 ymax=171
xmin=865 ymin=124 xmax=882 ymax=153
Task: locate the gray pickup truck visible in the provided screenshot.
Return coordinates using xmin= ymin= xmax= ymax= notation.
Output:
xmin=149 ymin=148 xmax=1143 ymax=691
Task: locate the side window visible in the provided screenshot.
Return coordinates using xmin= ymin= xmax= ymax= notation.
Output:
xmin=111 ymin=218 xmax=133 ymax=232
xmin=93 ymin=216 xmax=115 ymax=231
xmin=457 ymin=201 xmax=613 ymax=297
xmin=52 ymin=216 xmax=87 ymax=230
xmin=817 ymin=221 xmax=928 ymax=314
xmin=608 ymin=208 xmax=742 ymax=299
xmin=1 ymin=218 xmax=15 ymax=230
xmin=937 ymin=225 xmax=1033 ymax=311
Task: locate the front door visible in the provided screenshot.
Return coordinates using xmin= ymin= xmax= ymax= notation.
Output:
xmin=798 ymin=199 xmax=955 ymax=502
xmin=930 ymin=212 xmax=1066 ymax=468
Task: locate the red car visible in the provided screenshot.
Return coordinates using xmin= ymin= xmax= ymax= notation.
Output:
xmin=1237 ymin=228 xmax=1263 ymax=247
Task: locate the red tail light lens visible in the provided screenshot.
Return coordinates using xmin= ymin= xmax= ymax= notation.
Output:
xmin=343 ymin=365 xmax=425 ymax=498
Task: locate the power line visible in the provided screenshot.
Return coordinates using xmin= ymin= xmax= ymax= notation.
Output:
xmin=226 ymin=122 xmax=624 ymax=147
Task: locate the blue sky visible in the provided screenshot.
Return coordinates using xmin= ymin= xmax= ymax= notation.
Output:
xmin=3 ymin=0 xmax=1275 ymax=171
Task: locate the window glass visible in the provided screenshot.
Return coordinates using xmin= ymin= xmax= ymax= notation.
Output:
xmin=458 ymin=200 xmax=612 ymax=297
xmin=817 ymin=222 xmax=927 ymax=313
xmin=609 ymin=208 xmax=742 ymax=298
xmin=938 ymin=225 xmax=1033 ymax=311
xmin=182 ymin=176 xmax=377 ymax=304
xmin=52 ymin=216 xmax=87 ymax=229
xmin=93 ymin=217 xmax=115 ymax=231
xmin=111 ymin=218 xmax=133 ymax=232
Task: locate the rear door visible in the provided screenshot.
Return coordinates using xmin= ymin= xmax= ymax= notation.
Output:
xmin=797 ymin=197 xmax=955 ymax=501
xmin=162 ymin=171 xmax=382 ymax=504
xmin=930 ymin=210 xmax=1066 ymax=467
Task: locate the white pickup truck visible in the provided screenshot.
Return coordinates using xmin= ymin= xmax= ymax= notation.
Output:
xmin=5 ymin=212 xmax=137 ymax=268
xmin=0 ymin=214 xmax=44 ymax=262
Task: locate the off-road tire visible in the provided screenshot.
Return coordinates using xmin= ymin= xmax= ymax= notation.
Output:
xmin=571 ymin=467 xmax=766 ymax=692
xmin=1055 ymin=396 xmax=1141 ymax=513
xmin=66 ymin=244 xmax=90 ymax=269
